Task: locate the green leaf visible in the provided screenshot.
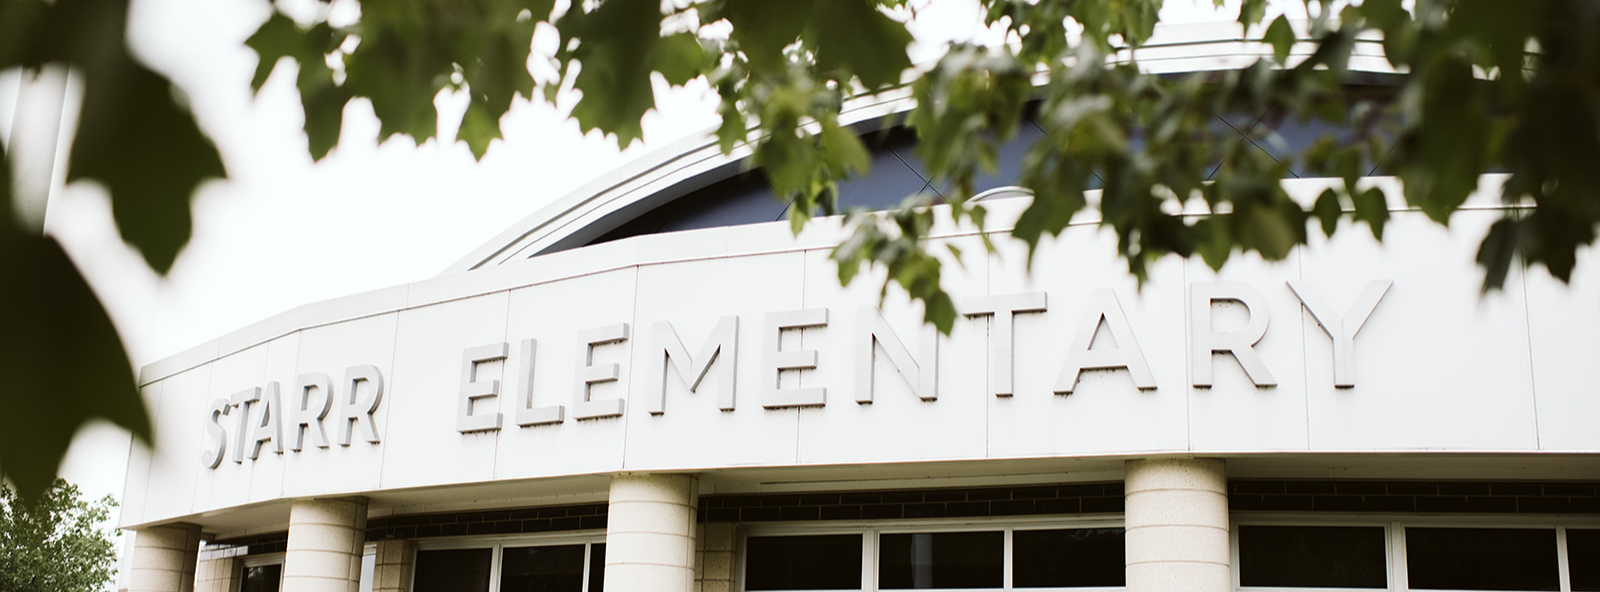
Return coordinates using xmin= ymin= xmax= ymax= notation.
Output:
xmin=1352 ymin=186 xmax=1389 ymax=240
xmin=807 ymin=0 xmax=914 ymax=89
xmin=1312 ymin=188 xmax=1343 ymax=237
xmin=564 ymin=0 xmax=666 ymax=147
xmin=1475 ymin=217 xmax=1518 ymax=292
xmin=1238 ymin=0 xmax=1268 ymax=33
xmin=302 ymin=81 xmax=349 ymax=162
xmin=68 ymin=60 xmax=225 ymax=274
xmin=820 ymin=119 xmax=870 ymax=176
xmin=459 ymin=101 xmax=503 ymax=159
xmin=721 ymin=0 xmax=815 ymax=72
xmin=1263 ymin=15 xmax=1295 ymax=64
xmin=651 ymin=33 xmax=705 ymax=86
xmin=0 ymin=235 xmax=150 ymax=500
xmin=244 ymin=11 xmax=302 ymax=93
xmin=1358 ymin=0 xmax=1408 ymax=29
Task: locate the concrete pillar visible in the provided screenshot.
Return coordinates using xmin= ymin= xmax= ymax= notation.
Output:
xmin=1124 ymin=458 xmax=1230 ymax=592
xmin=128 ymin=523 xmax=203 ymax=592
xmin=605 ymin=473 xmax=698 ymax=592
xmin=283 ymin=497 xmax=368 ymax=592
xmin=193 ymin=557 xmax=240 ymax=592
xmin=695 ymin=523 xmax=735 ymax=592
xmin=372 ymin=539 xmax=413 ymax=592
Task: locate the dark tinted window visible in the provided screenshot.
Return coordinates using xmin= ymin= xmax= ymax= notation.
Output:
xmin=589 ymin=544 xmax=606 ymax=592
xmin=1570 ymin=530 xmax=1600 ymax=591
xmin=241 ymin=564 xmax=281 ymax=592
xmin=414 ymin=548 xmax=493 ymax=592
xmin=1406 ymin=528 xmax=1557 ymax=591
xmin=500 ymin=544 xmax=586 ymax=592
xmin=746 ymin=534 xmax=863 ymax=591
xmin=879 ymin=531 xmax=1003 ymax=589
xmin=1238 ymin=525 xmax=1386 ymax=588
xmin=1013 ymin=528 xmax=1125 ymax=588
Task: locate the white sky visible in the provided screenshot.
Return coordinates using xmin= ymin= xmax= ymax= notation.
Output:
xmin=2 ymin=0 xmax=1255 ymax=514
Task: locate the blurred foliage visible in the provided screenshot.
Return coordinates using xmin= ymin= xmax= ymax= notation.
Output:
xmin=0 ymin=479 xmax=120 ymax=592
xmin=237 ymin=0 xmax=1599 ymax=321
xmin=3 ymin=0 xmax=1599 ymax=499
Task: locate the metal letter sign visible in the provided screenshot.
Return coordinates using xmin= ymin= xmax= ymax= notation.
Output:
xmin=1190 ymin=282 xmax=1276 ymax=387
xmin=961 ymin=293 xmax=1047 ymax=397
xmin=1287 ymin=280 xmax=1392 ymax=387
xmin=856 ymin=306 xmax=938 ymax=403
xmin=515 ymin=339 xmax=565 ymax=426
xmin=653 ymin=317 xmax=739 ymax=414
xmin=573 ymin=324 xmax=630 ymax=419
xmin=762 ymin=309 xmax=829 ymax=408
xmin=458 ymin=343 xmax=508 ymax=433
xmin=1055 ymin=289 xmax=1158 ymax=394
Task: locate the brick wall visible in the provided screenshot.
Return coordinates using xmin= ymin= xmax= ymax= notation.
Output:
xmin=1229 ymin=480 xmax=1600 ymax=513
xmin=364 ymin=503 xmax=609 ymax=541
xmin=697 ymin=483 xmax=1126 ymax=523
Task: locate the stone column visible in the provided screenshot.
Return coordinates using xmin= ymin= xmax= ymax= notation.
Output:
xmin=1124 ymin=458 xmax=1230 ymax=592
xmin=372 ymin=539 xmax=413 ymax=592
xmin=283 ymin=497 xmax=368 ymax=592
xmin=128 ymin=523 xmax=203 ymax=592
xmin=605 ymin=473 xmax=698 ymax=592
xmin=193 ymin=557 xmax=240 ymax=592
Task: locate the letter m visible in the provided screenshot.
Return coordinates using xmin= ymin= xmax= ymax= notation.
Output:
xmin=651 ymin=316 xmax=739 ymax=414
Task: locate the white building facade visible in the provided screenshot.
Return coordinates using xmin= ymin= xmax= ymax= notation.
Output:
xmin=121 ymin=26 xmax=1600 ymax=592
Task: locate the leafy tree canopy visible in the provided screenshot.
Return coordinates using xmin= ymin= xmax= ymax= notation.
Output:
xmin=2 ymin=0 xmax=1597 ymax=497
xmin=0 ymin=479 xmax=121 ymax=592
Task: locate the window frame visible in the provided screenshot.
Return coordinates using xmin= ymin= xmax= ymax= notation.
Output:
xmin=409 ymin=530 xmax=608 ymax=592
xmin=238 ymin=552 xmax=285 ymax=592
xmin=1230 ymin=514 xmax=1600 ymax=592
xmin=737 ymin=515 xmax=1127 ymax=592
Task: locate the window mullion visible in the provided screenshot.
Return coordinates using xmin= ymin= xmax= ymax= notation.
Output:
xmin=1003 ymin=528 xmax=1013 ymax=591
xmin=1390 ymin=523 xmax=1408 ymax=592
xmin=1557 ymin=527 xmax=1572 ymax=592
xmin=864 ymin=529 xmax=879 ymax=592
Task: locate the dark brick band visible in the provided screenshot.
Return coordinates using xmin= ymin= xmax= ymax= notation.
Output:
xmin=365 ymin=503 xmax=609 ymax=542
xmin=698 ymin=483 xmax=1127 ymax=523
xmin=1229 ymin=480 xmax=1600 ymax=514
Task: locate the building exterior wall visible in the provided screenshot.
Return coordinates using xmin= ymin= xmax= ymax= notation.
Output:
xmin=115 ymin=27 xmax=1599 ymax=590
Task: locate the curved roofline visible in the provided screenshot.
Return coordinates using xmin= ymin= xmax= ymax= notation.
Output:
xmin=442 ymin=20 xmax=1396 ymax=276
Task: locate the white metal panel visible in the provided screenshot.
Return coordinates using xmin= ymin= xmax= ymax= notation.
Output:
xmin=1301 ymin=211 xmax=1538 ymax=451
xmin=1186 ymin=252 xmax=1310 ymax=452
xmin=380 ymin=293 xmax=510 ymax=490
xmin=985 ymin=228 xmax=1192 ymax=457
xmin=280 ymin=313 xmax=399 ymax=497
xmin=795 ymin=238 xmax=991 ymax=465
xmin=117 ymin=381 xmax=161 ymax=527
xmin=1524 ymin=245 xmax=1600 ymax=451
xmin=191 ymin=344 xmax=268 ymax=514
xmin=493 ymin=268 xmax=636 ymax=480
xmin=622 ymin=251 xmax=806 ymax=470
xmin=142 ymin=365 xmax=209 ymax=522
xmin=247 ymin=332 xmax=300 ymax=503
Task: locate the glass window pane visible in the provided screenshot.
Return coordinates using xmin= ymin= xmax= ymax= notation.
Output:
xmin=589 ymin=544 xmax=606 ymax=592
xmin=879 ymin=531 xmax=1002 ymax=590
xmin=1406 ymin=528 xmax=1557 ymax=591
xmin=240 ymin=564 xmax=281 ymax=592
xmin=746 ymin=534 xmax=863 ymax=591
xmin=1570 ymin=529 xmax=1600 ymax=592
xmin=1238 ymin=526 xmax=1386 ymax=588
xmin=360 ymin=551 xmax=375 ymax=592
xmin=1013 ymin=528 xmax=1125 ymax=588
xmin=499 ymin=544 xmax=586 ymax=592
xmin=414 ymin=548 xmax=493 ymax=592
